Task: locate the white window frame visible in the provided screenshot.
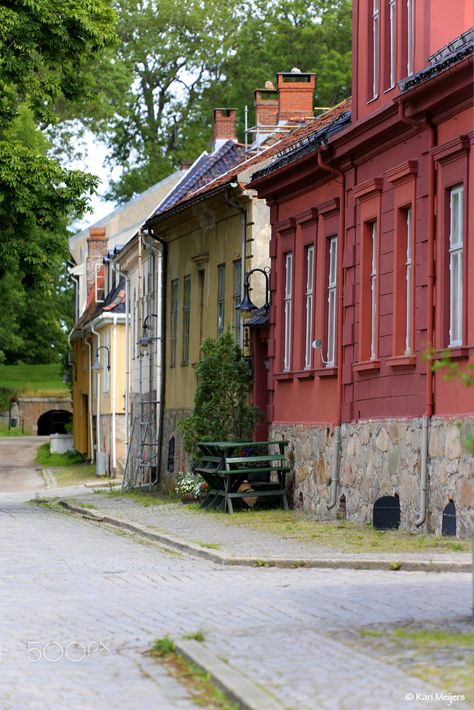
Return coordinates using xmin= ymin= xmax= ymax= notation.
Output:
xmin=217 ymin=264 xmax=225 ymax=338
xmin=182 ymin=274 xmax=191 ymax=366
xmin=170 ymin=279 xmax=178 ymax=367
xmin=304 ymin=246 xmax=314 ymax=369
xmin=449 ymin=185 xmax=464 ymax=347
xmin=372 ymin=0 xmax=380 ymax=99
xmin=370 ymin=222 xmax=378 ymax=360
xmin=283 ymin=252 xmax=293 ymax=371
xmin=233 ymin=260 xmax=242 ymax=346
xmin=405 ymin=207 xmax=412 ymax=354
xmin=407 ymin=0 xmax=414 ymax=76
xmin=327 ymin=237 xmax=338 ymax=367
xmin=389 ymin=0 xmax=396 ymax=88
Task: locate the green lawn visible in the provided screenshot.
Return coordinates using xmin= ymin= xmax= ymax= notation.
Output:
xmin=0 ymin=363 xmax=68 ymax=397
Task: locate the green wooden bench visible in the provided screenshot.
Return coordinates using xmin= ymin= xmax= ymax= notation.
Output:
xmin=195 ymin=440 xmax=291 ymax=514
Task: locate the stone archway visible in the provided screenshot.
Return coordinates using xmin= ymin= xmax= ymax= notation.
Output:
xmin=37 ymin=410 xmax=72 ymax=436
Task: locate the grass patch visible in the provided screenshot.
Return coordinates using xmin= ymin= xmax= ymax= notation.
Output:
xmin=353 ymin=624 xmax=474 ymax=700
xmin=196 ymin=542 xmax=221 ymax=549
xmin=49 ymin=464 xmax=97 ymax=486
xmin=35 ymin=442 xmax=83 ymax=467
xmin=188 ymin=508 xmax=471 ymax=553
xmin=183 ymin=631 xmax=206 ymax=642
xmin=94 ymin=489 xmax=177 ymax=506
xmin=0 ymin=363 xmax=68 ymax=398
xmin=150 ymin=636 xmax=238 ymax=710
xmin=0 ymin=423 xmax=29 ymax=436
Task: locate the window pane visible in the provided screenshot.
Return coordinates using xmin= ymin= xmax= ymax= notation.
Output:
xmin=304 ymin=246 xmax=314 ymax=369
xmin=284 ymin=252 xmax=293 ymax=371
xmin=217 ymin=264 xmax=225 ymax=338
xmin=171 ymin=280 xmax=178 ymax=367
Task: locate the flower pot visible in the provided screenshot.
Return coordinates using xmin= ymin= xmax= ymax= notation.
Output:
xmin=181 ymin=493 xmax=196 ymax=504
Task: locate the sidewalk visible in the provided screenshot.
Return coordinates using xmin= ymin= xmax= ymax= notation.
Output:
xmin=57 ymin=489 xmax=472 ymax=573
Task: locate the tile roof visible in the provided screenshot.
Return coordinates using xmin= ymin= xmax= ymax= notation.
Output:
xmin=399 ymin=27 xmax=473 ymax=93
xmin=151 ymin=140 xmax=246 ymax=217
xmin=148 ymin=99 xmax=351 ymax=221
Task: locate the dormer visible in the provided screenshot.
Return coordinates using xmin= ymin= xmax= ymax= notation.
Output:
xmin=352 ymin=0 xmax=473 ymax=122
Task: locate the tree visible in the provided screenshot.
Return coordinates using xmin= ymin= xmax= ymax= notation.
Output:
xmin=80 ymin=0 xmax=351 ymax=202
xmin=0 ymin=1 xmax=116 ymax=362
xmin=180 ymin=333 xmax=260 ymax=457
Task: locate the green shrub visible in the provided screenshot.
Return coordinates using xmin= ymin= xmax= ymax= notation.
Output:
xmin=179 ymin=332 xmax=260 ymax=456
xmin=35 ymin=442 xmax=83 ymax=467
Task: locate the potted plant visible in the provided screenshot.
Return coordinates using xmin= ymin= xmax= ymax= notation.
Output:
xmin=175 ymin=472 xmax=205 ymax=503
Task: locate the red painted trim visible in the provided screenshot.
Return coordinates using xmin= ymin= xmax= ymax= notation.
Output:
xmin=386 ymin=355 xmax=417 ymax=368
xmin=352 ymin=359 xmax=381 ymax=373
xmin=353 ymin=176 xmax=384 ymax=200
xmin=385 ymin=160 xmax=418 ymax=183
xmin=314 ymin=367 xmax=338 ymax=378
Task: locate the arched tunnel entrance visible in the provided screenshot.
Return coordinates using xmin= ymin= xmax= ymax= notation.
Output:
xmin=37 ymin=410 xmax=72 ymax=436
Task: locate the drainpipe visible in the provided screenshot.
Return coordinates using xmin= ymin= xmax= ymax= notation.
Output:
xmin=225 ymin=190 xmax=247 ymax=348
xmin=146 ymin=228 xmax=167 ymax=483
xmin=398 ymin=100 xmax=436 ymax=527
xmin=90 ymin=324 xmax=102 ymax=472
xmin=111 ymin=260 xmax=130 ymax=471
xmin=85 ymin=336 xmax=95 ymax=463
xmin=317 ymin=145 xmax=345 ymax=510
xmin=111 ymin=314 xmax=117 ymax=476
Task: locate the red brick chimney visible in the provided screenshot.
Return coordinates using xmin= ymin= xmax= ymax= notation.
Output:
xmin=277 ymin=68 xmax=316 ymax=123
xmin=254 ymin=81 xmax=279 ymax=128
xmin=86 ymin=227 xmax=107 ymax=299
xmin=213 ymin=108 xmax=237 ymax=151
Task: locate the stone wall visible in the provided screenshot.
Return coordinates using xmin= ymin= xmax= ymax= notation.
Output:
xmin=270 ymin=416 xmax=474 ymax=537
xmin=160 ymin=407 xmax=193 ymax=491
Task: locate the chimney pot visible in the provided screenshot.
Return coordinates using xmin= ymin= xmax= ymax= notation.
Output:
xmin=213 ymin=108 xmax=237 ymax=151
xmin=276 ymin=70 xmax=316 ymax=123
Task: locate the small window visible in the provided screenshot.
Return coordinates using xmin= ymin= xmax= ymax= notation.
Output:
xmin=217 ymin=264 xmax=225 ymax=338
xmin=198 ymin=269 xmax=205 ymax=347
xmin=233 ymin=260 xmax=242 ymax=345
xmin=407 ymin=0 xmax=414 ymax=76
xmin=372 ymin=0 xmax=380 ymax=98
xmin=388 ymin=0 xmax=396 ymax=88
xmin=182 ymin=275 xmax=191 ymax=366
xmin=170 ymin=279 xmax=178 ymax=367
xmin=327 ymin=237 xmax=338 ymax=366
xmin=370 ymin=222 xmax=378 ymax=360
xmin=449 ymin=186 xmax=464 ymax=347
xmin=304 ymin=245 xmax=314 ymax=369
xmin=404 ymin=207 xmax=413 ymax=354
xmin=283 ymin=252 xmax=293 ymax=371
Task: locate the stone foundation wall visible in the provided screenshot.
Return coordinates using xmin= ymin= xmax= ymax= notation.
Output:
xmin=159 ymin=407 xmax=193 ymax=491
xmin=270 ymin=416 xmax=474 ymax=537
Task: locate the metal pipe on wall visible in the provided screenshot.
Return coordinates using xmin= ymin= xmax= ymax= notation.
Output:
xmin=85 ymin=337 xmax=95 ymax=463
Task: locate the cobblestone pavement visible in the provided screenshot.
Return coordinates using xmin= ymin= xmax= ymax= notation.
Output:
xmin=1 ymin=493 xmax=472 ymax=710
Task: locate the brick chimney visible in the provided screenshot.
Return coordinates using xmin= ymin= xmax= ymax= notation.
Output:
xmin=86 ymin=227 xmax=107 ymax=298
xmin=213 ymin=108 xmax=237 ymax=151
xmin=277 ymin=68 xmax=315 ymax=123
xmin=254 ymin=81 xmax=279 ymax=128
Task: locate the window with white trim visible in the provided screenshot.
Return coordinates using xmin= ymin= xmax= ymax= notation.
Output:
xmin=233 ymin=260 xmax=242 ymax=345
xmin=170 ymin=279 xmax=178 ymax=367
xmin=449 ymin=185 xmax=464 ymax=347
xmin=283 ymin=252 xmax=293 ymax=371
xmin=304 ymin=246 xmax=314 ymax=369
xmin=217 ymin=264 xmax=225 ymax=338
xmin=182 ymin=275 xmax=191 ymax=366
xmin=389 ymin=0 xmax=396 ymax=87
xmin=404 ymin=207 xmax=412 ymax=354
xmin=407 ymin=0 xmax=414 ymax=75
xmin=370 ymin=222 xmax=377 ymax=360
xmin=372 ymin=0 xmax=380 ymax=98
xmin=327 ymin=237 xmax=337 ymax=366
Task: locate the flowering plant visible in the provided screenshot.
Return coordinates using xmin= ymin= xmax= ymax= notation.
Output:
xmin=175 ymin=472 xmax=206 ymax=498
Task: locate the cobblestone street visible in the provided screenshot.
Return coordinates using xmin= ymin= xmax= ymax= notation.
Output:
xmin=0 ymin=440 xmax=472 ymax=710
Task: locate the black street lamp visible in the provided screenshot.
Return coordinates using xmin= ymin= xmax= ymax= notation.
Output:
xmin=236 ymin=267 xmax=271 ymax=314
xmin=92 ymin=345 xmax=111 ymax=372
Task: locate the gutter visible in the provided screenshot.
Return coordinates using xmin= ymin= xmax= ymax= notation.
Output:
xmin=111 ymin=261 xmax=130 ymax=469
xmin=316 ymin=146 xmax=345 ymax=511
xmin=85 ymin=337 xmax=94 ymax=463
xmin=397 ymin=100 xmax=437 ymax=527
xmin=90 ymin=323 xmax=103 ymax=475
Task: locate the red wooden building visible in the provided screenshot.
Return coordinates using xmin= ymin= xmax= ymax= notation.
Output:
xmin=249 ymin=1 xmax=474 ymax=535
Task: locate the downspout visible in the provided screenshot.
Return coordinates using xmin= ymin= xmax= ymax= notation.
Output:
xmin=147 ymin=229 xmax=167 ymax=482
xmin=90 ymin=324 xmax=101 ymax=470
xmin=398 ymin=100 xmax=436 ymax=527
xmin=85 ymin=337 xmax=94 ymax=463
xmin=112 ymin=314 xmax=117 ymax=476
xmin=225 ymin=191 xmax=247 ymax=348
xmin=317 ymin=145 xmax=345 ymax=510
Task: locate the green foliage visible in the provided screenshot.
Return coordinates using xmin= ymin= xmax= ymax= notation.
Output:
xmin=151 ymin=636 xmax=176 ymax=657
xmin=0 ymin=423 xmax=26 ymax=437
xmin=0 ymin=3 xmax=116 ymax=363
xmin=0 ymin=363 xmax=69 ymax=394
xmin=35 ymin=443 xmax=84 ymax=467
xmin=79 ymin=0 xmax=351 ymax=202
xmin=180 ymin=332 xmax=260 ymax=456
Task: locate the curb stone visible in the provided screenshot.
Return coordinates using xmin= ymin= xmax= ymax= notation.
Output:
xmin=57 ymin=501 xmax=472 ymax=573
xmin=40 ymin=468 xmax=56 ymax=488
xmin=175 ymin=639 xmax=284 ymax=710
